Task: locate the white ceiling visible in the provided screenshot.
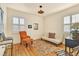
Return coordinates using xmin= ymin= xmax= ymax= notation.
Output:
xmin=24 ymin=3 xmax=77 ymax=16
xmin=6 ymin=3 xmax=77 ymax=16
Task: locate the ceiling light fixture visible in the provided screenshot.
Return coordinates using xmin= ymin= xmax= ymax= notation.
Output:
xmin=38 ymin=5 xmax=44 ymax=14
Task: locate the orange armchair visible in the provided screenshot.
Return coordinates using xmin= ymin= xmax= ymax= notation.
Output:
xmin=19 ymin=31 xmax=33 ymax=47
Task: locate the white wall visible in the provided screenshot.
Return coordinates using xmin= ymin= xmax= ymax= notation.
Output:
xmin=0 ymin=3 xmax=44 ymax=44
xmin=6 ymin=8 xmax=44 ymax=44
xmin=1 ymin=3 xmax=79 ymax=44
xmin=44 ymin=4 xmax=79 ymax=44
xmin=44 ymin=14 xmax=64 ymax=42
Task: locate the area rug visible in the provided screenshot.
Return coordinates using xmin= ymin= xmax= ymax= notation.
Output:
xmin=32 ymin=39 xmax=64 ymax=56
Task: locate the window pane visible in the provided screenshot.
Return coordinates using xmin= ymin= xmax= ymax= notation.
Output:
xmin=12 ymin=17 xmax=25 ymax=33
xmin=76 ymin=14 xmax=79 ymax=23
xmin=72 ymin=15 xmax=76 ymax=23
xmin=64 ymin=16 xmax=70 ymax=24
xmin=72 ymin=14 xmax=79 ymax=23
xmin=13 ymin=17 xmax=19 ymax=24
xmin=64 ymin=25 xmax=70 ymax=33
xmin=20 ymin=18 xmax=24 ymax=25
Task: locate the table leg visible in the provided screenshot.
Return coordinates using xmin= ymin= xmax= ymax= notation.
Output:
xmin=69 ymin=48 xmax=73 ymax=56
xmin=69 ymin=48 xmax=74 ymax=56
xmin=76 ymin=51 xmax=79 ymax=56
xmin=65 ymin=46 xmax=67 ymax=52
xmin=71 ymin=48 xmax=74 ymax=53
xmin=69 ymin=48 xmax=71 ymax=55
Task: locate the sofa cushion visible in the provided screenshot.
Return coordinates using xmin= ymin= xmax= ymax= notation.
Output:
xmin=48 ymin=33 xmax=55 ymax=39
xmin=48 ymin=38 xmax=61 ymax=44
xmin=42 ymin=36 xmax=62 ymax=44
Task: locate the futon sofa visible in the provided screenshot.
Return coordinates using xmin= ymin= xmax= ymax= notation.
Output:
xmin=41 ymin=33 xmax=63 ymax=45
xmin=42 ymin=36 xmax=62 ymax=45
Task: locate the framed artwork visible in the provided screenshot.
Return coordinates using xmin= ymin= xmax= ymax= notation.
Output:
xmin=28 ymin=25 xmax=32 ymax=29
xmin=33 ymin=23 xmax=38 ymax=30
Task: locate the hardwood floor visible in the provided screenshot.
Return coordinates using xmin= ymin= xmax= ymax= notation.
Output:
xmin=4 ymin=41 xmax=79 ymax=56
xmin=4 ymin=44 xmax=64 ymax=56
xmin=5 ymin=44 xmax=38 ymax=56
xmin=4 ymin=41 xmax=64 ymax=56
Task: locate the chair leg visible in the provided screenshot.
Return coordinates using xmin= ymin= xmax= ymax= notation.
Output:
xmin=26 ymin=43 xmax=28 ymax=47
xmin=69 ymin=48 xmax=72 ymax=56
xmin=20 ymin=42 xmax=22 ymax=45
xmin=20 ymin=41 xmax=23 ymax=45
xmin=31 ymin=41 xmax=33 ymax=44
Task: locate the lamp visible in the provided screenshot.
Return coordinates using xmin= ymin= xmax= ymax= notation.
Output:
xmin=38 ymin=5 xmax=44 ymax=14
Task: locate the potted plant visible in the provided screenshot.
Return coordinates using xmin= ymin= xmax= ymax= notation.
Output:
xmin=71 ymin=23 xmax=79 ymax=40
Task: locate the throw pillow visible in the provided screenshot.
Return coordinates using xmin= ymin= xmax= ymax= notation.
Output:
xmin=48 ymin=32 xmax=55 ymax=39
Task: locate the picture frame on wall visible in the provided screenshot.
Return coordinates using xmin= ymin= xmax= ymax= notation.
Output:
xmin=33 ymin=23 xmax=38 ymax=30
xmin=28 ymin=25 xmax=32 ymax=29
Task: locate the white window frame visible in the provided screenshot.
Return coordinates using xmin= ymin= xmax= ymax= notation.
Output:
xmin=12 ymin=16 xmax=25 ymax=33
xmin=64 ymin=16 xmax=71 ymax=33
xmin=64 ymin=13 xmax=79 ymax=37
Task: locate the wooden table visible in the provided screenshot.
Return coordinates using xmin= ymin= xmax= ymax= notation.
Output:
xmin=65 ymin=39 xmax=79 ymax=56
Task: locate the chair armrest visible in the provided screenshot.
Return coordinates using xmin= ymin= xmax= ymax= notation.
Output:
xmin=6 ymin=37 xmax=13 ymax=40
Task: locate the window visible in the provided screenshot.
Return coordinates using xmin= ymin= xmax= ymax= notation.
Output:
xmin=20 ymin=18 xmax=24 ymax=25
xmin=0 ymin=8 xmax=3 ymax=33
xmin=64 ymin=16 xmax=70 ymax=33
xmin=13 ymin=17 xmax=19 ymax=24
xmin=71 ymin=14 xmax=79 ymax=31
xmin=72 ymin=14 xmax=79 ymax=23
xmin=64 ymin=14 xmax=79 ymax=38
xmin=12 ymin=17 xmax=25 ymax=32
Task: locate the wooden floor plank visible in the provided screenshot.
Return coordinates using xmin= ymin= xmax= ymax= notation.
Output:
xmin=4 ymin=42 xmax=64 ymax=56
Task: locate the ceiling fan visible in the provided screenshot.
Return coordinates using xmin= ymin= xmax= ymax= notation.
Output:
xmin=38 ymin=5 xmax=44 ymax=14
